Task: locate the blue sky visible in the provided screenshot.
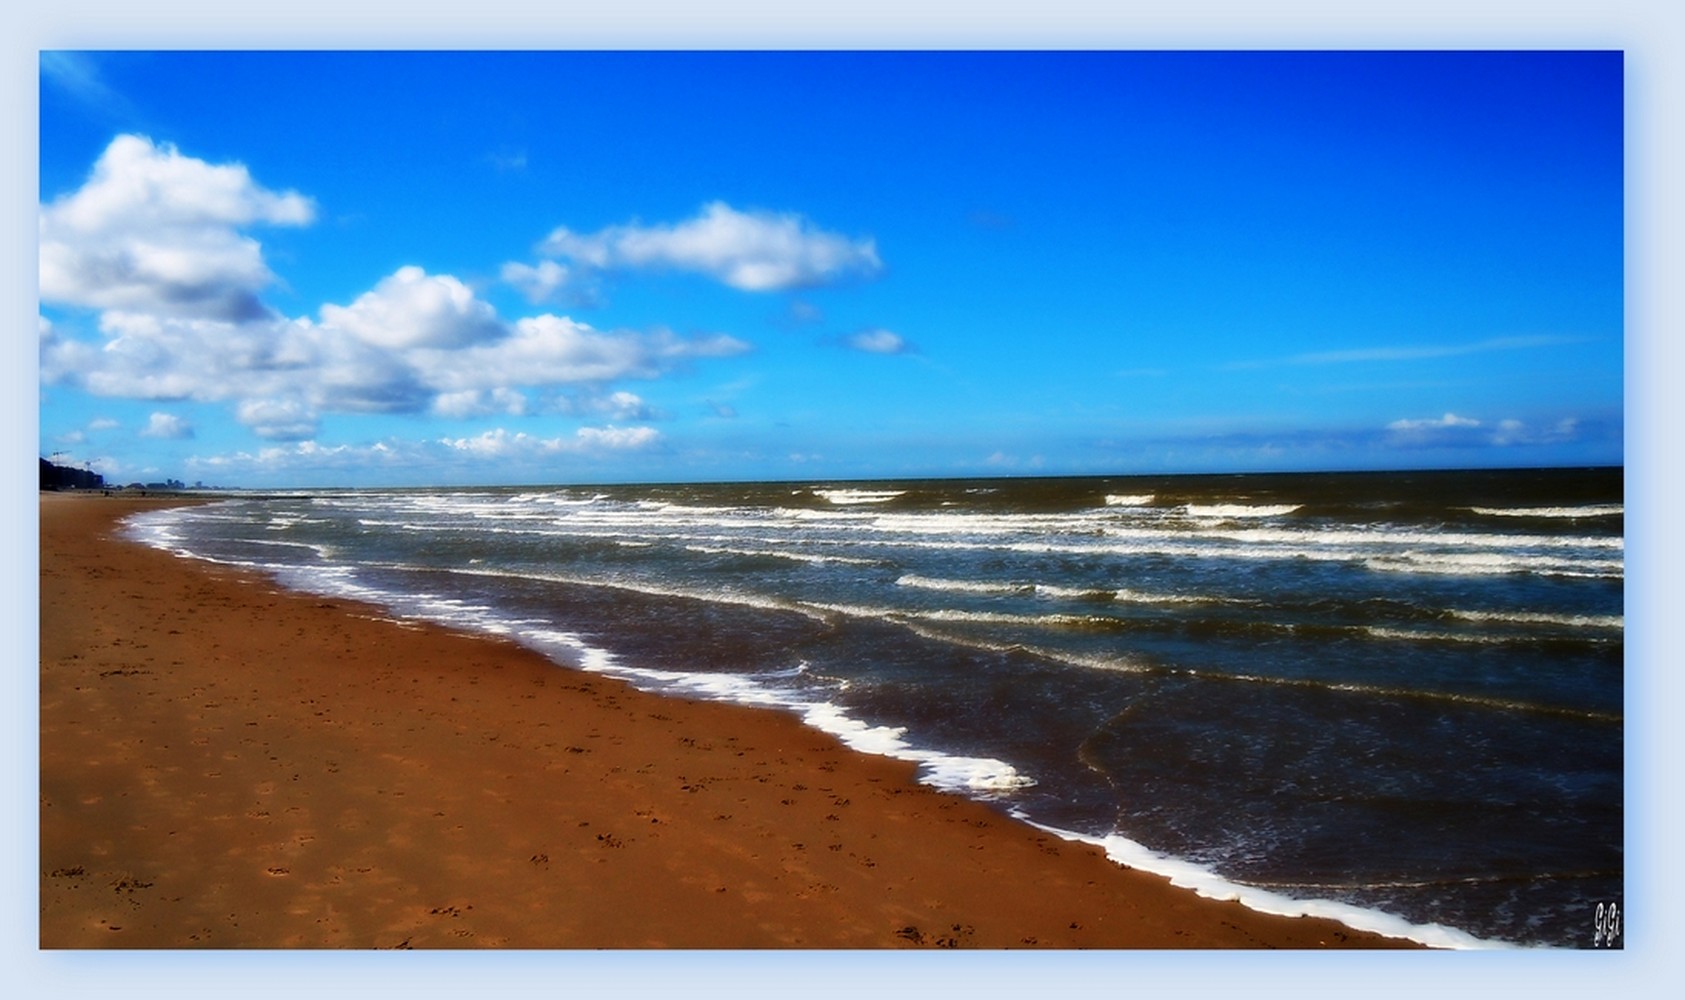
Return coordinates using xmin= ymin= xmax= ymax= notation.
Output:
xmin=38 ymin=50 xmax=1623 ymax=487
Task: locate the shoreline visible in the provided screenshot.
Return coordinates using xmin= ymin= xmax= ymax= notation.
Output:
xmin=40 ymin=493 xmax=1420 ymax=949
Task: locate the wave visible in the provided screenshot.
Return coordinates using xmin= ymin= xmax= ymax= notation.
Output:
xmin=1448 ymin=609 xmax=1623 ymax=630
xmin=127 ymin=507 xmax=1038 ymax=802
xmin=1363 ymin=626 xmax=1563 ymax=647
xmin=1183 ymin=503 xmax=1303 ymax=518
xmin=896 ymin=574 xmax=1032 ymax=596
xmin=686 ymin=544 xmax=882 ymax=567
xmin=125 ymin=498 xmax=1612 ymax=948
xmin=811 ymin=488 xmax=905 ymax=505
xmin=1468 ymin=504 xmax=1624 ymax=519
xmin=806 ymin=599 xmax=1126 ymax=633
xmin=1104 ymin=493 xmax=1156 ymax=506
xmin=1363 ymin=552 xmax=1623 ymax=579
xmin=1024 ymin=822 xmax=1502 ymax=950
xmin=896 ymin=573 xmax=1223 ymax=606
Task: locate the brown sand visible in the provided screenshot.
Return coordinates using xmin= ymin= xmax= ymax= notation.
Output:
xmin=39 ymin=493 xmax=1418 ymax=949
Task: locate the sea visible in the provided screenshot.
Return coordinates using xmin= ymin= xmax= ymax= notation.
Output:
xmin=125 ymin=466 xmax=1623 ymax=949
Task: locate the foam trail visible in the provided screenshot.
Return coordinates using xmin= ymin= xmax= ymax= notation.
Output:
xmin=1183 ymin=503 xmax=1302 ymax=518
xmin=813 ymin=488 xmax=905 ymax=505
xmin=1468 ymin=504 xmax=1623 ymax=519
xmin=1010 ymin=817 xmax=1506 ymax=950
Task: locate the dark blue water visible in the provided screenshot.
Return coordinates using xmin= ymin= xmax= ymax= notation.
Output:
xmin=128 ymin=467 xmax=1623 ymax=948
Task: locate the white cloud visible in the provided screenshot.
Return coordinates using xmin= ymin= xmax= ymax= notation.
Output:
xmin=844 ymin=328 xmax=912 ymax=355
xmin=500 ymin=259 xmax=575 ymax=303
xmin=604 ymin=391 xmax=653 ymax=420
xmin=537 ymin=201 xmax=882 ymax=292
xmin=575 ymin=425 xmax=661 ymax=450
xmin=40 ymin=140 xmax=755 ymax=468
xmin=40 ymin=134 xmax=314 ymax=321
xmin=561 ymin=390 xmax=656 ymax=421
xmin=437 ymin=424 xmax=661 ymax=458
xmin=1491 ymin=418 xmax=1528 ymax=446
xmin=431 ymin=387 xmax=530 ymax=419
xmin=437 ymin=428 xmax=557 ymax=458
xmin=188 ymin=440 xmax=406 ymax=480
xmin=182 ymin=424 xmax=667 ymax=486
xmin=319 ymin=266 xmax=503 ymax=350
xmin=1387 ymin=412 xmax=1481 ymax=432
xmin=1383 ymin=412 xmax=1597 ymax=450
xmin=236 ymin=398 xmax=320 ymax=441
xmin=52 ymin=311 xmax=335 ymax=406
xmin=45 ymin=266 xmax=747 ymax=435
xmin=140 ymin=411 xmax=194 ymax=439
xmin=429 ymin=314 xmax=749 ymax=391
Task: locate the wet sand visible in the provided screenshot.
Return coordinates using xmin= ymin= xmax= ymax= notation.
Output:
xmin=39 ymin=493 xmax=1417 ymax=949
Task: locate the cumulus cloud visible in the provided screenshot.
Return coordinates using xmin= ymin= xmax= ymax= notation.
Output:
xmin=140 ymin=411 xmax=194 ymax=439
xmin=45 ymin=262 xmax=749 ymax=437
xmin=534 ymin=201 xmax=882 ymax=292
xmin=844 ymin=328 xmax=913 ymax=355
xmin=549 ymin=389 xmax=657 ymax=421
xmin=40 ymin=134 xmax=314 ymax=321
xmin=236 ymin=398 xmax=320 ymax=441
xmin=500 ymin=259 xmax=576 ymax=303
xmin=320 ymin=266 xmax=503 ymax=350
xmin=41 ymin=137 xmax=754 ymax=472
xmin=431 ymin=387 xmax=530 ymax=420
xmin=431 ymin=315 xmax=748 ymax=391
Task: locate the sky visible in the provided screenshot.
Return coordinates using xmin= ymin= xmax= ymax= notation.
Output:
xmin=37 ymin=50 xmax=1624 ymax=488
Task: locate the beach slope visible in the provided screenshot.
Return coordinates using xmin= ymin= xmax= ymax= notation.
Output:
xmin=39 ymin=495 xmax=1415 ymax=948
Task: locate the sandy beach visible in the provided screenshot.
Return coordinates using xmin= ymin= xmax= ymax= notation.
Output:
xmin=39 ymin=493 xmax=1417 ymax=949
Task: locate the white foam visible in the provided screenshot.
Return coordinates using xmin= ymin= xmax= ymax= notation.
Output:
xmin=897 ymin=573 xmax=1222 ymax=606
xmin=1364 ymin=626 xmax=1517 ymax=646
xmin=487 ymin=623 xmax=1041 ymax=797
xmin=1104 ymin=493 xmax=1156 ymax=506
xmin=806 ymin=599 xmax=1120 ymax=632
xmin=1363 ymin=551 xmax=1624 ymax=579
xmin=812 ymin=488 xmax=906 ymax=505
xmin=1468 ymin=504 xmax=1624 ymax=519
xmin=687 ymin=544 xmax=880 ymax=566
xmin=1448 ymin=608 xmax=1624 ymax=630
xmin=1183 ymin=503 xmax=1303 ymax=518
xmin=797 ymin=702 xmax=1036 ymax=794
xmin=896 ymin=573 xmax=1029 ymax=596
xmin=135 ymin=492 xmax=1619 ymax=937
xmin=1011 ymin=819 xmax=1505 ymax=950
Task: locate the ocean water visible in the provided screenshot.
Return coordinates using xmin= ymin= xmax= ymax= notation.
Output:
xmin=126 ymin=467 xmax=1623 ymax=949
